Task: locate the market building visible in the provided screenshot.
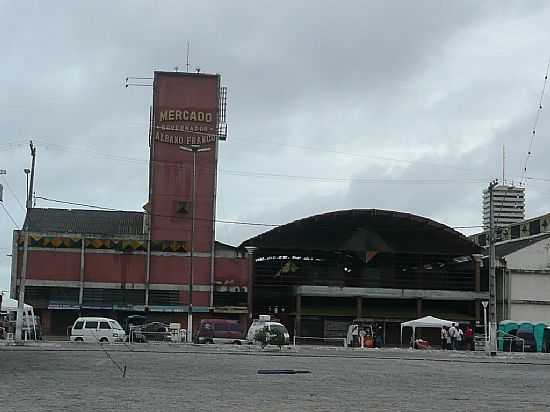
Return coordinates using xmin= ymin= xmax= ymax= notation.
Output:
xmin=10 ymin=71 xmax=250 ymax=335
xmin=242 ymin=209 xmax=488 ymax=345
xmin=471 ymin=212 xmax=550 ymax=323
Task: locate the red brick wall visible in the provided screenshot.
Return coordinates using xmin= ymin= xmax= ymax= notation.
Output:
xmin=85 ymin=253 xmax=146 ymax=283
xmin=26 ymin=251 xmax=80 ymax=281
xmin=150 ymin=72 xmax=220 ymax=252
xmin=215 ymin=257 xmax=248 ymax=287
xmin=149 ymin=255 xmax=210 ymax=285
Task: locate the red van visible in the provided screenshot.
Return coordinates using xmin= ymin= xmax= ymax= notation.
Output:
xmin=194 ymin=319 xmax=243 ymax=344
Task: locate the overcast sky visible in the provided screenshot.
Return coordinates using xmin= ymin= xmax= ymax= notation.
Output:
xmin=1 ymin=1 xmax=550 ymax=291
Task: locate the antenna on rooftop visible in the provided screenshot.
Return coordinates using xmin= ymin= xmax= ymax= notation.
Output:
xmin=186 ymin=40 xmax=191 ymax=73
xmin=502 ymin=145 xmax=505 ymax=185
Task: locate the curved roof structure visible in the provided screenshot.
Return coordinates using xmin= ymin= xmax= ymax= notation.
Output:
xmin=242 ymin=209 xmax=480 ymax=255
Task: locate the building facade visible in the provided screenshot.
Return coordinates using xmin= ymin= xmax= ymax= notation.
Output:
xmin=482 ymin=185 xmax=525 ymax=229
xmin=471 ymin=212 xmax=550 ymax=323
xmin=11 ymin=71 xmax=250 ymax=335
xmin=243 ymin=209 xmax=488 ymax=345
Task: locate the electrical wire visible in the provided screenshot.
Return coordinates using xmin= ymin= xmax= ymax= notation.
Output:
xmin=29 ymin=138 xmax=485 ymax=181
xmin=1 ymin=176 xmax=26 ymax=212
xmin=34 ymin=194 xmax=484 ymax=231
xmin=521 ymin=57 xmax=550 ymax=185
xmin=35 ymin=140 xmax=494 ymax=185
xmin=34 ymin=195 xmax=280 ymax=228
xmin=1 ymin=202 xmax=19 ymax=228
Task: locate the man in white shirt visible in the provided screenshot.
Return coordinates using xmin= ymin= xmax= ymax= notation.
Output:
xmin=448 ymin=323 xmax=458 ymax=350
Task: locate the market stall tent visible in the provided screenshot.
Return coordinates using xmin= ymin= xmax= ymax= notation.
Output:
xmin=400 ymin=316 xmax=454 ymax=345
xmin=1 ymin=291 xmax=37 ymax=339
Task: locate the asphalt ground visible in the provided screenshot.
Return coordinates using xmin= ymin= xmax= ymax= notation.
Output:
xmin=1 ymin=343 xmax=550 ymax=411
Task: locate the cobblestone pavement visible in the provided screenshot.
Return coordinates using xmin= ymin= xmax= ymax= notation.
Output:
xmin=1 ymin=344 xmax=550 ymax=411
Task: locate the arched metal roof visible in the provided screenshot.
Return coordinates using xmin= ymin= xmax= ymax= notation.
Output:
xmin=242 ymin=209 xmax=480 ymax=255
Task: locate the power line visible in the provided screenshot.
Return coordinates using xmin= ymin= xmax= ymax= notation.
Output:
xmin=521 ymin=57 xmax=550 ymax=185
xmin=1 ymin=202 xmax=19 ymax=228
xmin=34 ymin=194 xmax=485 ymax=231
xmin=29 ymin=137 xmax=485 ymax=178
xmin=1 ymin=176 xmax=26 ymax=212
xmin=26 ymin=139 xmax=495 ymax=185
xmin=34 ymin=195 xmax=279 ymax=228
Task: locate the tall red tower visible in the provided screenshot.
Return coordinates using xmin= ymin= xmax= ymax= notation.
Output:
xmin=148 ymin=71 xmax=226 ymax=327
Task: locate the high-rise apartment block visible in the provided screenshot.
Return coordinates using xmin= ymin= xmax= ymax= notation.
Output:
xmin=483 ymin=185 xmax=525 ymax=229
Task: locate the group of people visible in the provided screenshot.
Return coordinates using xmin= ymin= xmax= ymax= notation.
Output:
xmin=441 ymin=323 xmax=474 ymax=350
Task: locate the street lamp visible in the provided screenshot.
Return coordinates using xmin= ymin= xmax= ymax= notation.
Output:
xmin=244 ymin=246 xmax=257 ymax=324
xmin=482 ymin=300 xmax=488 ymax=347
xmin=179 ymin=144 xmax=211 ymax=343
xmin=24 ymin=168 xmax=30 ymax=204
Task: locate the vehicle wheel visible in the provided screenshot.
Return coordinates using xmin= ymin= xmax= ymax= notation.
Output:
xmin=233 ymin=340 xmax=242 ymax=345
xmin=99 ymin=337 xmax=109 ymax=343
xmin=74 ymin=337 xmax=84 ymax=342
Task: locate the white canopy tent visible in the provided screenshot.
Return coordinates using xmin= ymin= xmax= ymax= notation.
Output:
xmin=400 ymin=315 xmax=454 ymax=345
xmin=1 ymin=291 xmax=37 ymax=339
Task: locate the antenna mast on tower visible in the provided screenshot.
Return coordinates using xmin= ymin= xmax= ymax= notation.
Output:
xmin=186 ymin=41 xmax=190 ymax=73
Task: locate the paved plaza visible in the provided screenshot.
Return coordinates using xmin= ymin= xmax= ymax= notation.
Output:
xmin=1 ymin=343 xmax=550 ymax=411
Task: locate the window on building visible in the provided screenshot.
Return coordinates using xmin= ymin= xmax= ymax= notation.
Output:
xmin=99 ymin=321 xmax=111 ymax=329
xmin=84 ymin=321 xmax=98 ymax=329
xmin=529 ymin=220 xmax=541 ymax=236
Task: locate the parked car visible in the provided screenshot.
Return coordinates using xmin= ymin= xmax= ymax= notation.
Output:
xmin=123 ymin=315 xmax=147 ymax=334
xmin=70 ymin=317 xmax=126 ymax=343
xmin=194 ymin=319 xmax=243 ymax=344
xmin=246 ymin=315 xmax=290 ymax=347
xmin=129 ymin=322 xmax=171 ymax=343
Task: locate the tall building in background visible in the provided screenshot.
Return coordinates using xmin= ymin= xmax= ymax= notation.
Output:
xmin=483 ymin=185 xmax=525 ymax=229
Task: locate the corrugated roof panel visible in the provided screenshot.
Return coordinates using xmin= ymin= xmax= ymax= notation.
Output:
xmin=23 ymin=208 xmax=144 ymax=236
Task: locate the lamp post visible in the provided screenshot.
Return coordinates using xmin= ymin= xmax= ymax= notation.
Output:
xmin=179 ymin=144 xmax=211 ymax=343
xmin=482 ymin=300 xmax=488 ymax=347
xmin=244 ymin=246 xmax=257 ymax=325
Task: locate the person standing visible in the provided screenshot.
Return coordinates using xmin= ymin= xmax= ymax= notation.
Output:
xmin=441 ymin=326 xmax=448 ymax=350
xmin=375 ymin=324 xmax=384 ymax=348
xmin=456 ymin=326 xmax=464 ymax=350
xmin=465 ymin=324 xmax=474 ymax=351
xmin=448 ymin=323 xmax=458 ymax=350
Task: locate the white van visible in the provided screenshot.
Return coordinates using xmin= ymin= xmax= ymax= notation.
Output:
xmin=70 ymin=317 xmax=126 ymax=343
xmin=246 ymin=315 xmax=290 ymax=346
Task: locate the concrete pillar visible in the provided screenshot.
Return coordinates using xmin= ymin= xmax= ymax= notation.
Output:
xmin=416 ymin=298 xmax=422 ymax=318
xmin=472 ymin=254 xmax=482 ymax=292
xmin=356 ymin=296 xmax=362 ymax=318
xmin=472 ymin=254 xmax=482 ymax=321
xmin=244 ymin=247 xmax=257 ymax=325
xmin=295 ymin=294 xmax=302 ymax=337
xmin=78 ymin=237 xmax=85 ymax=306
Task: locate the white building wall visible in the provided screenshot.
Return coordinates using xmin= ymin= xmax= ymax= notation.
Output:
xmin=505 ymin=238 xmax=550 ymax=271
xmin=509 ymin=304 xmax=550 ymax=324
xmin=510 ymin=273 xmax=550 ymax=301
xmin=504 ymin=237 xmax=550 ymax=323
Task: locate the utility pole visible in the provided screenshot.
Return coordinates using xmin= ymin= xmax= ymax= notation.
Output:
xmin=179 ymin=144 xmax=211 ymax=342
xmin=16 ymin=141 xmax=36 ymax=343
xmin=488 ymin=179 xmax=498 ymax=356
xmin=26 ymin=141 xmax=36 ymax=209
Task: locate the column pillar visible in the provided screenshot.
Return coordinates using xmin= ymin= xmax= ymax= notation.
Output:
xmin=244 ymin=246 xmax=257 ymax=326
xmin=472 ymin=254 xmax=482 ymax=321
xmin=416 ymin=298 xmax=422 ymax=318
xmin=295 ymin=294 xmax=302 ymax=337
xmin=78 ymin=237 xmax=85 ymax=306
